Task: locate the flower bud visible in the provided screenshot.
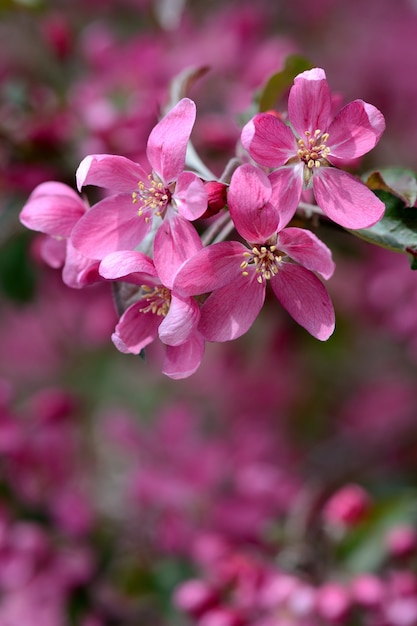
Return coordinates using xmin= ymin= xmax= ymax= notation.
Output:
xmin=200 ymin=181 xmax=228 ymax=218
xmin=386 ymin=525 xmax=417 ymax=559
xmin=323 ymin=484 xmax=371 ymax=528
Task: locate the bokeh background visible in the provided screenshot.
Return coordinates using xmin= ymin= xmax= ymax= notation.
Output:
xmin=1 ymin=0 xmax=417 ymax=624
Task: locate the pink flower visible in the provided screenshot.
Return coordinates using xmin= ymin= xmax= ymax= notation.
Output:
xmin=174 ymin=163 xmax=335 ymax=342
xmin=99 ymin=215 xmax=205 ymax=379
xmin=19 ymin=182 xmax=100 ymax=288
xmin=71 ymin=98 xmax=208 ymax=260
xmin=241 ymin=67 xmax=385 ymax=229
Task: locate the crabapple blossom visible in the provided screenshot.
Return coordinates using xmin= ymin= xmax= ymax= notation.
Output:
xmin=241 ymin=67 xmax=386 ymax=229
xmin=174 ymin=163 xmax=335 ymax=343
xmin=19 ymin=182 xmax=101 ymax=288
xmin=99 ymin=215 xmax=205 ymax=379
xmin=71 ymin=97 xmax=208 ymax=260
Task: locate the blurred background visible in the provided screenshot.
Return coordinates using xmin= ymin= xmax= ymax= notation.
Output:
xmin=1 ymin=0 xmax=417 ymax=624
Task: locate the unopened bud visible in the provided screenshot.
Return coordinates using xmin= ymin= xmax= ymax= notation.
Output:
xmin=201 ymin=181 xmax=228 ymax=218
xmin=323 ymin=484 xmax=371 ymax=528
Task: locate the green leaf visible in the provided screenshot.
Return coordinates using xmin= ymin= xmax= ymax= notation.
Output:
xmin=366 ymin=168 xmax=417 ymax=208
xmin=350 ymin=190 xmax=417 ymax=268
xmin=0 ymin=232 xmax=36 ymax=303
xmin=337 ymin=491 xmax=417 ymax=574
xmin=257 ymin=55 xmax=312 ymax=113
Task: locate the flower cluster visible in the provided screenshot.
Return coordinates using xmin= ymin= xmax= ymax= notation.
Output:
xmin=19 ymin=67 xmax=385 ymax=379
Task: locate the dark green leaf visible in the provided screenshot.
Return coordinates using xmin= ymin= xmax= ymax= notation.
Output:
xmin=350 ymin=190 xmax=417 ymax=268
xmin=257 ymin=55 xmax=312 ymax=112
xmin=0 ymin=232 xmax=36 ymax=303
xmin=366 ymin=168 xmax=417 ymax=208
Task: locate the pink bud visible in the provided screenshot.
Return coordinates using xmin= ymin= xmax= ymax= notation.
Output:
xmin=351 ymin=574 xmax=384 ymax=607
xmin=386 ymin=525 xmax=417 ymax=558
xmin=323 ymin=484 xmax=371 ymax=527
xmin=198 ymin=607 xmax=244 ymax=626
xmin=173 ymin=579 xmax=219 ymax=618
xmin=316 ymin=583 xmax=351 ymax=623
xmin=201 ymin=182 xmax=228 ymax=218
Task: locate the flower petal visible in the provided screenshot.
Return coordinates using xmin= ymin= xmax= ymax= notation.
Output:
xmin=268 ymin=165 xmax=304 ymax=230
xmin=20 ymin=186 xmax=86 ymax=237
xmin=276 ymin=227 xmax=335 ymax=279
xmin=199 ymin=273 xmax=265 ymax=342
xmin=174 ymin=172 xmax=208 ymax=220
xmin=173 ymin=241 xmax=246 ymax=297
xmin=228 ymin=164 xmax=279 ymax=242
xmin=241 ymin=113 xmax=296 ymax=168
xmin=159 ymin=294 xmax=200 ymax=346
xmin=76 ymin=154 xmax=148 ymax=192
xmin=112 ymin=302 xmax=160 ymax=354
xmin=71 ymin=194 xmax=152 ymax=259
xmin=99 ymin=250 xmax=158 ymax=284
xmin=328 ymin=100 xmax=386 ymax=163
xmin=270 ymin=264 xmax=335 ymax=340
xmin=146 ymin=98 xmax=196 ymax=184
xmin=162 ymin=332 xmax=205 ymax=380
xmin=313 ymin=168 xmax=385 ymax=229
xmin=153 ymin=214 xmax=203 ymax=289
xmin=62 ymin=241 xmax=101 ymax=289
xmin=288 ymin=68 xmax=332 ymax=137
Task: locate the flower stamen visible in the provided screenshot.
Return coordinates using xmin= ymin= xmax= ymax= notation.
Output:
xmin=139 ymin=285 xmax=171 ymax=316
xmin=132 ymin=174 xmax=171 ymax=219
xmin=241 ymin=245 xmax=283 ymax=282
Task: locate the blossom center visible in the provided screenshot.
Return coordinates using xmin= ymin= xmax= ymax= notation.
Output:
xmin=132 ymin=174 xmax=171 ymax=220
xmin=138 ymin=285 xmax=171 ymax=316
xmin=297 ymin=129 xmax=330 ymax=169
xmin=240 ymin=245 xmax=283 ymax=284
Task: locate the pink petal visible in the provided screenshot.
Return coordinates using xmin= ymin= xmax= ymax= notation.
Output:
xmin=276 ymin=227 xmax=335 ymax=279
xmin=162 ymin=332 xmax=205 ymax=379
xmin=174 ymin=172 xmax=208 ymax=220
xmin=228 ymin=164 xmax=279 ymax=242
xmin=153 ymin=214 xmax=203 ymax=289
xmin=313 ymin=168 xmax=385 ymax=229
xmin=29 ymin=181 xmax=81 ymax=202
xmin=112 ymin=303 xmax=160 ymax=354
xmin=62 ymin=241 xmax=101 ymax=289
xmin=76 ymin=154 xmax=148 ymax=192
xmin=40 ymin=236 xmax=66 ymax=268
xmin=173 ymin=241 xmax=246 ymax=296
xmin=158 ymin=294 xmax=200 ymax=346
xmin=146 ymin=98 xmax=196 ymax=185
xmin=270 ymin=264 xmax=335 ymax=340
xmin=99 ymin=250 xmax=158 ymax=284
xmin=199 ymin=273 xmax=265 ymax=342
xmin=20 ymin=192 xmax=86 ymax=237
xmin=288 ymin=68 xmax=332 ymax=137
xmin=71 ymin=194 xmax=152 ymax=259
xmin=268 ymin=165 xmax=304 ymax=229
xmin=328 ymin=100 xmax=386 ymax=163
xmin=241 ymin=113 xmax=296 ymax=168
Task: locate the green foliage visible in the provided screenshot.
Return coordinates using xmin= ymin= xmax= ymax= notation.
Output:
xmin=256 ymin=54 xmax=312 ymax=112
xmin=350 ymin=174 xmax=417 ymax=268
xmin=0 ymin=231 xmax=36 ymax=303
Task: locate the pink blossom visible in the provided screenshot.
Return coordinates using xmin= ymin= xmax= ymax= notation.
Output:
xmin=19 ymin=181 xmax=101 ymax=288
xmin=71 ymin=98 xmax=207 ymax=259
xmin=99 ymin=215 xmax=205 ymax=379
xmin=241 ymin=67 xmax=385 ymax=229
xmin=174 ymin=163 xmax=335 ymax=342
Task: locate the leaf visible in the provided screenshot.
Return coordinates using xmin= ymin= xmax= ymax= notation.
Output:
xmin=337 ymin=491 xmax=417 ymax=574
xmin=165 ymin=65 xmax=210 ymax=113
xmin=350 ymin=190 xmax=417 ymax=268
xmin=257 ymin=55 xmax=313 ymax=113
xmin=0 ymin=232 xmax=36 ymax=303
xmin=366 ymin=168 xmax=417 ymax=208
